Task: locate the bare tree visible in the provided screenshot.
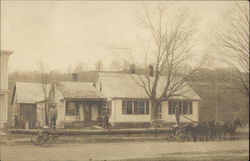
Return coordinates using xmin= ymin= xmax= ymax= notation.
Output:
xmin=95 ymin=60 xmax=103 ymax=71
xmin=110 ymin=60 xmax=123 ymax=72
xmin=130 ymin=5 xmax=199 ymax=127
xmin=122 ymin=60 xmax=130 ymax=71
xmin=213 ymin=2 xmax=249 ymax=96
xmin=73 ymin=62 xmax=88 ymax=73
xmin=38 ymin=61 xmax=50 ymax=126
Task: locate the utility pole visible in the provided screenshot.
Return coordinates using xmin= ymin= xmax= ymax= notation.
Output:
xmin=212 ymin=80 xmax=218 ymax=122
xmin=215 ymin=87 xmax=218 ymax=122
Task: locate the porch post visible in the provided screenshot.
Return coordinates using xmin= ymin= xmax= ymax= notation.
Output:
xmin=63 ymin=100 xmax=66 ymax=121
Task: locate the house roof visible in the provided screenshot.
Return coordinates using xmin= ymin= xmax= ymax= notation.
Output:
xmin=55 ymin=81 xmax=106 ymax=99
xmin=97 ymin=72 xmax=201 ymax=100
xmin=14 ymin=82 xmax=50 ymax=104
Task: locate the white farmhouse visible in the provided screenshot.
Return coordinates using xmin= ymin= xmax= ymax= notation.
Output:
xmin=95 ymin=72 xmax=201 ymax=127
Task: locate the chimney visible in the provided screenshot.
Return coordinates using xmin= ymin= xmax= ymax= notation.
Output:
xmin=72 ymin=73 xmax=78 ymax=81
xmin=130 ymin=64 xmax=135 ymax=74
xmin=148 ymin=65 xmax=153 ymax=77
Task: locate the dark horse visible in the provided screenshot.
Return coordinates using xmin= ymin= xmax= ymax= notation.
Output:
xmin=221 ymin=118 xmax=241 ymax=141
xmin=196 ymin=121 xmax=216 ymax=141
xmin=184 ymin=121 xmax=217 ymax=141
xmin=183 ymin=122 xmax=203 ymax=141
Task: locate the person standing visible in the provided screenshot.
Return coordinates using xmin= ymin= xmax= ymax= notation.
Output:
xmin=101 ymin=109 xmax=110 ymax=129
xmin=49 ymin=103 xmax=57 ymax=129
xmin=175 ymin=105 xmax=180 ymax=127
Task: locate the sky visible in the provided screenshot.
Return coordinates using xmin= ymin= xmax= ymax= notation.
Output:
xmin=0 ymin=1 xmax=244 ymax=73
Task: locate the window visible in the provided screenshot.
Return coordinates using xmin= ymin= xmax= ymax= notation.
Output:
xmin=66 ymin=102 xmax=79 ymax=116
xmin=122 ymin=100 xmax=149 ymax=115
xmin=188 ymin=102 xmax=193 ymax=114
xmin=146 ymin=102 xmax=149 ymax=114
xmin=168 ymin=101 xmax=193 ymax=115
xmin=168 ymin=102 xmax=177 ymax=114
xmin=122 ymin=101 xmax=133 ymax=115
xmin=134 ymin=101 xmax=139 ymax=114
xmin=139 ymin=101 xmax=145 ymax=114
xmin=183 ymin=101 xmax=188 ymax=115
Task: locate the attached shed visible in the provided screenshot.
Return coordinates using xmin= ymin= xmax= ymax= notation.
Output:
xmin=11 ymin=82 xmax=50 ymax=129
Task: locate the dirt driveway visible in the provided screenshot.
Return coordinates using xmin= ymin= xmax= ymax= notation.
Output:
xmin=1 ymin=140 xmax=249 ymax=161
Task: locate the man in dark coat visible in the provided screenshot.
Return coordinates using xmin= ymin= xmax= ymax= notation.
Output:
xmin=49 ymin=103 xmax=57 ymax=129
xmin=101 ymin=109 xmax=110 ymax=129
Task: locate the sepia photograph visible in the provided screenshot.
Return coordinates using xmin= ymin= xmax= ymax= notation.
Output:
xmin=0 ymin=1 xmax=249 ymax=161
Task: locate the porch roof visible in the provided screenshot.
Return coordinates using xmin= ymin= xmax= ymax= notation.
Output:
xmin=56 ymin=81 xmax=106 ymax=99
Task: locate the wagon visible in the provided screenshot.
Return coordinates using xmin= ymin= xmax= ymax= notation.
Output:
xmin=165 ymin=124 xmax=189 ymax=142
xmin=165 ymin=115 xmax=197 ymax=142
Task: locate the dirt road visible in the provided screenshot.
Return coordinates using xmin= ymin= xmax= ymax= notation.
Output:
xmin=1 ymin=140 xmax=249 ymax=161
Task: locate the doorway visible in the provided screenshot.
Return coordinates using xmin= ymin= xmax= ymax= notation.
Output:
xmin=19 ymin=104 xmax=37 ymax=129
xmin=84 ymin=103 xmax=92 ymax=121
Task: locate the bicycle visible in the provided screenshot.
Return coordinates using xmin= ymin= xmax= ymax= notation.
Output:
xmin=31 ymin=127 xmax=59 ymax=146
xmin=31 ymin=118 xmax=59 ymax=146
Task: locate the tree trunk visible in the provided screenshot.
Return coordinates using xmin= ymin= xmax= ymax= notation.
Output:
xmin=44 ymin=85 xmax=49 ymax=126
xmin=45 ymin=97 xmax=49 ymax=126
xmin=150 ymin=101 xmax=159 ymax=129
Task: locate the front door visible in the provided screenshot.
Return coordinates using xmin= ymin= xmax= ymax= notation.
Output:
xmin=84 ymin=104 xmax=92 ymax=121
xmin=79 ymin=103 xmax=84 ymax=121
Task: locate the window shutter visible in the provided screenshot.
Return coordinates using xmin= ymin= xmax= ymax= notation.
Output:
xmin=122 ymin=101 xmax=126 ymax=114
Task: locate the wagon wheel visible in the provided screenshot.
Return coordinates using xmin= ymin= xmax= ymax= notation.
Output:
xmin=175 ymin=129 xmax=187 ymax=142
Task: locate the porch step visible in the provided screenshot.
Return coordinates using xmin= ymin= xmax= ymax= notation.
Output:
xmin=63 ymin=122 xmax=102 ymax=129
xmin=62 ymin=122 xmax=74 ymax=128
xmin=73 ymin=122 xmax=101 ymax=128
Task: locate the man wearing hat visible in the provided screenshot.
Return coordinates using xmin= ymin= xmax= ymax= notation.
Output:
xmin=101 ymin=109 xmax=110 ymax=129
xmin=49 ymin=103 xmax=57 ymax=129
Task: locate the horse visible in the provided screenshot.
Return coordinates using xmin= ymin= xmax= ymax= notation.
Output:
xmin=195 ymin=121 xmax=210 ymax=141
xmin=207 ymin=120 xmax=217 ymax=141
xmin=214 ymin=121 xmax=224 ymax=140
xmin=183 ymin=122 xmax=199 ymax=141
xmin=192 ymin=121 xmax=216 ymax=141
xmin=222 ymin=118 xmax=241 ymax=141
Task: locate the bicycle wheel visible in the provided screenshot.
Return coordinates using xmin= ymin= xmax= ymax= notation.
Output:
xmin=37 ymin=135 xmax=46 ymax=146
xmin=31 ymin=134 xmax=38 ymax=146
xmin=31 ymin=133 xmax=45 ymax=146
